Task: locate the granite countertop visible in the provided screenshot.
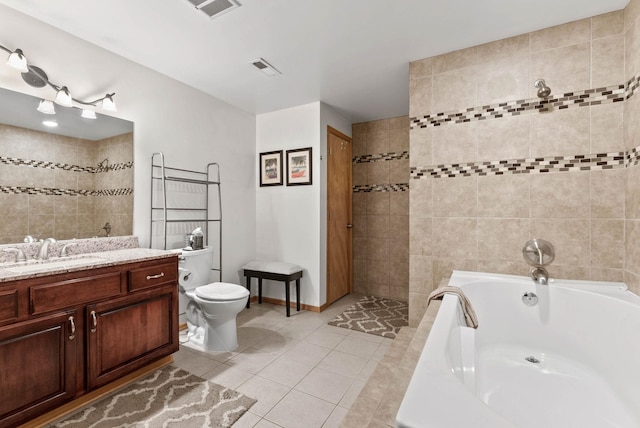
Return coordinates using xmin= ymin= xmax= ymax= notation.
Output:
xmin=0 ymin=245 xmax=178 ymax=283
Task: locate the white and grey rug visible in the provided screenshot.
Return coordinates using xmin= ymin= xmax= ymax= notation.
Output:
xmin=328 ymin=296 xmax=408 ymax=339
xmin=50 ymin=366 xmax=255 ymax=428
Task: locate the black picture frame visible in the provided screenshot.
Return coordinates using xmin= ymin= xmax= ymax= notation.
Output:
xmin=259 ymin=150 xmax=283 ymax=187
xmin=286 ymin=147 xmax=313 ymax=186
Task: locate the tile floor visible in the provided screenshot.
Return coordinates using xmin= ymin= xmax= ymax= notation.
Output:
xmin=172 ymin=294 xmax=393 ymax=428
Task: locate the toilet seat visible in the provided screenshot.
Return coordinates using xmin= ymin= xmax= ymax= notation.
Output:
xmin=195 ymin=282 xmax=249 ymax=301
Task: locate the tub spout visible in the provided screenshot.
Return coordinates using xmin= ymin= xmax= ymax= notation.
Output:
xmin=530 ymin=266 xmax=549 ymax=285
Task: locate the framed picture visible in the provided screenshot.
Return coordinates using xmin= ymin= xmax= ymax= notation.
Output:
xmin=259 ymin=150 xmax=283 ymax=186
xmin=286 ymin=147 xmax=313 ymax=186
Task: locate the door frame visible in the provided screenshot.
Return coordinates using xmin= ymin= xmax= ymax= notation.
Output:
xmin=326 ymin=126 xmax=353 ymax=305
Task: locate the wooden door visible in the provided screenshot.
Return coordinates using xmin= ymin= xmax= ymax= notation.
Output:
xmin=0 ymin=310 xmax=77 ymax=427
xmin=327 ymin=127 xmax=353 ymax=305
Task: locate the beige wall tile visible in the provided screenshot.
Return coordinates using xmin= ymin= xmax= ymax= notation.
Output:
xmin=530 ymin=172 xmax=590 ymax=218
xmin=0 ymin=194 xmax=28 ymax=216
xmin=592 ymin=169 xmax=625 ymax=218
xmin=590 ymin=267 xmax=624 ymax=282
xmin=529 ymin=107 xmax=590 ymax=158
xmin=389 ymin=159 xmax=409 ymax=184
xmin=625 ymin=18 xmax=640 ymax=79
xmin=432 ymin=258 xmax=478 ymax=289
xmin=432 ymin=68 xmax=478 ymax=113
xmin=477 ymin=260 xmax=529 ymax=277
xmin=389 ymin=128 xmax=409 ymax=153
xmin=368 ymin=237 xmax=390 ymax=261
xmin=592 ymin=10 xmax=624 ymax=39
xmin=530 ymin=18 xmax=591 ymax=52
xmin=55 ymin=215 xmax=78 ymax=240
xmin=591 ymin=219 xmax=624 ymax=268
xmin=352 ymin=135 xmax=367 ymax=157
xmin=626 ymin=166 xmax=640 ymax=219
xmin=626 ymin=220 xmax=640 ymax=274
xmin=353 ymin=193 xmax=367 ymax=215
xmin=409 ymin=179 xmax=432 ymax=218
xmin=530 ymin=43 xmax=591 ymax=96
xmin=625 ymin=0 xmax=640 ymax=31
xmin=389 ymin=192 xmax=409 ymax=215
xmin=432 ymin=217 xmax=477 ymax=259
xmin=478 ymin=175 xmax=530 ymax=218
xmin=410 ymin=58 xmax=432 ymax=80
xmin=477 ymin=114 xmax=530 ymax=162
xmin=389 ymin=238 xmax=409 ymax=265
xmin=28 ymin=195 xmax=53 ymax=215
xmin=389 ymin=116 xmax=409 ymax=130
xmin=624 ymin=92 xmax=640 ymax=151
xmin=477 ymin=218 xmax=530 ymax=261
xmin=367 ymin=215 xmax=390 ymax=239
xmin=591 ymin=102 xmax=624 ymax=153
xmin=433 ymin=177 xmax=478 ymax=218
xmin=29 ymin=215 xmax=54 ymax=239
xmin=432 ymin=122 xmax=478 ymax=165
xmin=368 ymin=162 xmax=390 ymax=185
xmin=389 ymin=284 xmax=409 ymax=301
xmin=408 ymin=292 xmax=429 ymax=327
xmin=409 ymin=255 xmax=433 ymax=292
xmin=352 ymin=214 xmax=367 ymax=239
xmin=352 ymin=123 xmax=367 ymax=138
xmin=409 ymin=216 xmax=432 ymax=256
xmin=367 ymin=260 xmax=390 ymax=286
xmin=54 ymin=195 xmax=78 ymax=215
xmin=548 ymin=265 xmax=591 ymax=280
xmin=368 ymin=119 xmax=390 ymax=133
xmin=390 ymin=260 xmax=409 ymax=286
xmin=353 ymin=163 xmax=368 ymax=186
xmin=368 ymin=192 xmax=390 ymax=215
xmin=409 ymin=77 xmax=432 ymax=117
xmin=530 ymin=218 xmax=590 ymax=266
xmin=368 ymin=131 xmax=390 ymax=154
xmin=353 ymin=238 xmax=368 ymax=261
xmin=477 ymin=34 xmax=529 ymax=64
xmin=432 ymin=46 xmax=477 ymax=74
xmin=389 ymin=215 xmax=409 ymax=240
xmin=409 ymin=127 xmax=432 ymax=167
xmin=476 ymin=57 xmax=529 ymax=106
xmin=592 ymin=35 xmax=625 ymax=88
xmin=624 ymin=270 xmax=640 ymax=295
xmin=0 ymin=214 xmax=28 ymax=237
xmin=368 ymin=283 xmax=390 ymax=297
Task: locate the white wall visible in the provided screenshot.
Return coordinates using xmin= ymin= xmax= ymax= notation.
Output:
xmin=256 ymin=102 xmax=351 ymax=308
xmin=0 ymin=5 xmax=257 ymax=283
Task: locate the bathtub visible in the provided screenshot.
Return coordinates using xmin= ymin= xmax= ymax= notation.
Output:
xmin=396 ymin=270 xmax=640 ymax=428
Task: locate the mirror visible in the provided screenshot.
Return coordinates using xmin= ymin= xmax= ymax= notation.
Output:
xmin=0 ymin=86 xmax=134 ymax=244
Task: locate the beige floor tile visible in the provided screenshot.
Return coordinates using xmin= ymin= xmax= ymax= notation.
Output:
xmin=227 ymin=347 xmax=280 ymax=374
xmin=237 ymin=376 xmax=292 ymax=417
xmin=258 ymin=356 xmax=314 ymax=387
xmin=254 ymin=419 xmax=282 ymax=428
xmin=252 ymin=333 xmax=300 ymax=355
xmin=322 ymin=406 xmax=349 ymax=428
xmin=303 ymin=328 xmax=347 ymax=348
xmin=233 ymin=410 xmax=263 ymax=428
xmin=171 ymin=351 xmax=222 ymax=377
xmin=200 ymin=363 xmax=253 ymax=389
xmin=346 ymin=330 xmax=385 ymax=343
xmin=295 ymin=367 xmax=355 ymax=404
xmin=265 ymin=390 xmax=335 ymax=428
xmin=334 ymin=337 xmax=381 ymax=359
xmin=318 ymin=350 xmax=368 ymax=378
xmin=281 ymin=341 xmax=333 ymax=366
xmin=339 ymin=379 xmax=367 ymax=409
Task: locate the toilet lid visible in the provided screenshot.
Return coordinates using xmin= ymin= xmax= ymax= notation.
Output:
xmin=195 ymin=282 xmax=250 ymax=301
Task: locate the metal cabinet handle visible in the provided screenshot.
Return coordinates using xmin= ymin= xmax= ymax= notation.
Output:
xmin=90 ymin=310 xmax=97 ymax=333
xmin=69 ymin=316 xmax=76 ymax=340
xmin=146 ymin=272 xmax=165 ymax=280
xmin=346 ymin=224 xmax=353 ymax=229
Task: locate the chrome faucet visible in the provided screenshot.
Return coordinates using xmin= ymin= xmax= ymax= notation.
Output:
xmin=37 ymin=238 xmax=57 ymax=261
xmin=530 ymin=266 xmax=549 ymax=285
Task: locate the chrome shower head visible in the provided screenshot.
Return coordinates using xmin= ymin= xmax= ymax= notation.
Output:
xmin=534 ymin=79 xmax=551 ymax=98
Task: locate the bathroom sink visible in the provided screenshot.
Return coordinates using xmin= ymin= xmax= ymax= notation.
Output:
xmin=5 ymin=257 xmax=105 ymax=274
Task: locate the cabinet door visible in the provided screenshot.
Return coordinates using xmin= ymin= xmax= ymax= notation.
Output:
xmin=86 ymin=286 xmax=178 ymax=389
xmin=0 ymin=310 xmax=77 ymax=428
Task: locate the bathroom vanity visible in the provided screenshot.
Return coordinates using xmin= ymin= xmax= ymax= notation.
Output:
xmin=0 ymin=248 xmax=179 ymax=427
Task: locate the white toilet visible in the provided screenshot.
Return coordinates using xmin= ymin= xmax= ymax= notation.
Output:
xmin=176 ymin=247 xmax=249 ymax=352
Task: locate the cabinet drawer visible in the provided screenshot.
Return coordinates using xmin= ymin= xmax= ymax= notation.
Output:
xmin=0 ymin=290 xmax=18 ymax=324
xmin=30 ymin=272 xmax=122 ymax=315
xmin=128 ymin=262 xmax=177 ymax=292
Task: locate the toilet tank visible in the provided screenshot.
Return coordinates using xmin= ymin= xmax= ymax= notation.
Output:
xmin=176 ymin=246 xmax=214 ymax=289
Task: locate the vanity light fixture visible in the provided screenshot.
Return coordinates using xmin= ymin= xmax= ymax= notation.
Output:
xmin=0 ymin=43 xmax=117 ymax=116
xmin=81 ymin=109 xmax=97 ymax=119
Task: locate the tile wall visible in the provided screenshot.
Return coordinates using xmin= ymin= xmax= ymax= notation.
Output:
xmin=408 ymin=9 xmax=640 ymax=325
xmin=0 ymin=124 xmax=133 ymax=243
xmin=351 ymin=117 xmax=410 ymax=301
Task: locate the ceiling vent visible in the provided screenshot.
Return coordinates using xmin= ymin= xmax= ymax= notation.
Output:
xmin=251 ymin=58 xmax=282 ymax=76
xmin=186 ymin=0 xmax=240 ymax=20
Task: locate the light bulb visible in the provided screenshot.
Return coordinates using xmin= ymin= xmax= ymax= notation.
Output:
xmin=6 ymin=49 xmax=28 ymax=72
xmin=37 ymin=100 xmax=55 ymax=115
xmin=42 ymin=120 xmax=58 ymax=127
xmin=81 ymin=109 xmax=97 ymax=119
xmin=55 ymin=86 xmax=73 ymax=107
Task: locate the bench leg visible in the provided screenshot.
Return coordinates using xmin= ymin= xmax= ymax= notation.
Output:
xmin=245 ymin=276 xmax=251 ymax=308
xmin=285 ymin=280 xmax=291 ymax=317
xmin=296 ymin=278 xmax=300 ymax=312
xmin=258 ymin=278 xmax=263 ymax=304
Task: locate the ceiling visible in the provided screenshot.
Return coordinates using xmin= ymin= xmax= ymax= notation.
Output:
xmin=0 ymin=0 xmax=629 ymax=123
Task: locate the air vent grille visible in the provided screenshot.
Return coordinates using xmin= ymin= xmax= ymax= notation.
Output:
xmin=185 ymin=0 xmax=240 ymax=20
xmin=251 ymin=58 xmax=281 ymax=76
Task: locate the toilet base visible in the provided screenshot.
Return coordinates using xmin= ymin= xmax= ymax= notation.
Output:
xmin=186 ymin=318 xmax=239 ymax=352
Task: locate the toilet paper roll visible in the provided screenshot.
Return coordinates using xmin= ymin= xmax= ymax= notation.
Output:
xmin=178 ymin=267 xmax=192 ymax=286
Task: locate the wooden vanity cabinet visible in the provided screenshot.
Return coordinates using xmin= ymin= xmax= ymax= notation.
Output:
xmin=0 ymin=256 xmax=179 ymax=428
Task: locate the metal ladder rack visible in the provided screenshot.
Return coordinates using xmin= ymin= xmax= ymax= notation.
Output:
xmin=150 ymin=152 xmax=222 ymax=280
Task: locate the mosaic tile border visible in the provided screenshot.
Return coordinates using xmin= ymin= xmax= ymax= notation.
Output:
xmin=0 ymin=156 xmax=133 ymax=173
xmin=410 ymin=83 xmax=626 ymax=129
xmin=353 ymin=151 xmax=409 ymax=164
xmin=353 ymin=183 xmax=409 ymax=193
xmin=0 ymin=186 xmax=133 ymax=196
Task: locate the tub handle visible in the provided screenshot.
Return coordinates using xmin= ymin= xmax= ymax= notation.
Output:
xmin=146 ymin=272 xmax=165 ymax=280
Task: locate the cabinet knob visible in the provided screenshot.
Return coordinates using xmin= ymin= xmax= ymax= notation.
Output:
xmin=68 ymin=316 xmax=76 ymax=340
xmin=90 ymin=311 xmax=97 ymax=333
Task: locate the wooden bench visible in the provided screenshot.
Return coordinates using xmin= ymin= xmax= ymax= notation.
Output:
xmin=242 ymin=261 xmax=304 ymax=317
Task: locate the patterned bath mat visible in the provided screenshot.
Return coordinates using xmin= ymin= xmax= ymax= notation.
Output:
xmin=328 ymin=296 xmax=408 ymax=339
xmin=50 ymin=366 xmax=256 ymax=428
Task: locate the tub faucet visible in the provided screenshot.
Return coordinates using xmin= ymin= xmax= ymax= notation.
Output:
xmin=530 ymin=266 xmax=549 ymax=285
xmin=37 ymin=238 xmax=57 ymax=261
